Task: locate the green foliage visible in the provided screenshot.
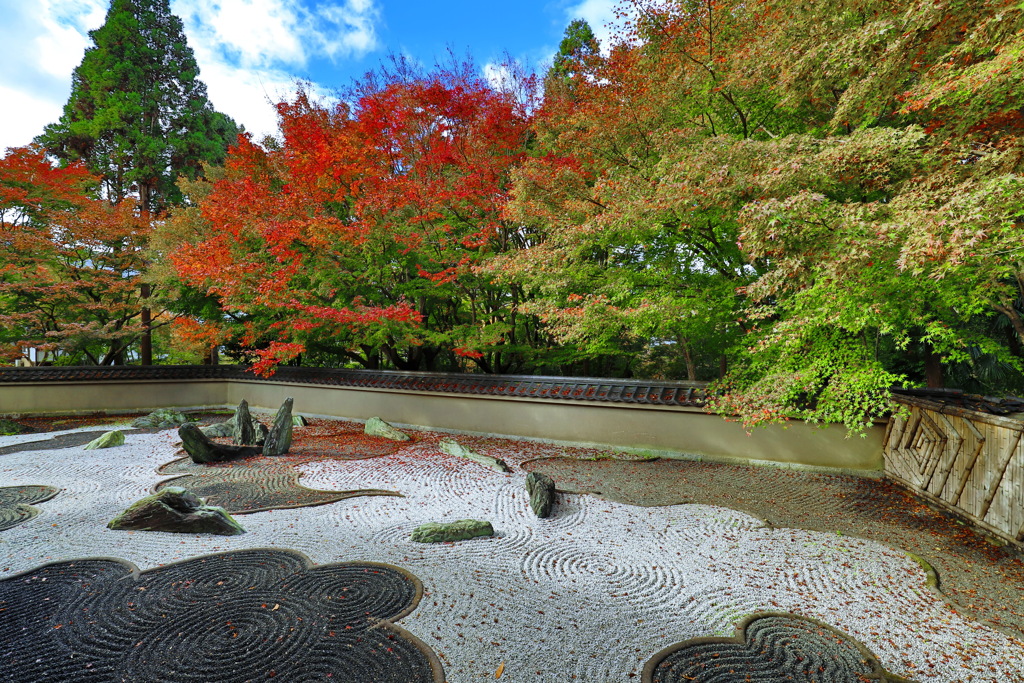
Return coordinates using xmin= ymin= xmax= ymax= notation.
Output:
xmin=549 ymin=19 xmax=600 ymax=81
xmin=36 ymin=0 xmax=237 ymax=211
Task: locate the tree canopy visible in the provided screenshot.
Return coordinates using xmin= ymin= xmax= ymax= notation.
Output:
xmin=0 ymin=147 xmax=149 ymax=364
xmin=37 ymin=0 xmax=237 ymax=212
xmin=5 ymin=0 xmax=1024 ymax=431
xmin=22 ymin=0 xmax=238 ymax=366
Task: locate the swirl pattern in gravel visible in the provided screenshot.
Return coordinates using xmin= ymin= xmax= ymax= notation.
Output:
xmin=2 ymin=426 xmax=1024 ymax=681
xmin=0 ymin=548 xmax=443 ymax=682
xmin=645 ymin=612 xmax=898 ymax=682
xmin=523 ymin=455 xmax=1024 ymax=638
xmin=0 ymin=485 xmax=59 ymax=531
xmin=0 ymin=430 xmax=116 ymax=456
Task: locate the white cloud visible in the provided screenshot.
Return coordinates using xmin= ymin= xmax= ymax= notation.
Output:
xmin=0 ymin=0 xmax=106 ymax=151
xmin=173 ymin=0 xmax=380 ymax=68
xmin=563 ymin=0 xmax=626 ymax=52
xmin=0 ymin=84 xmax=64 ymax=154
xmin=34 ymin=0 xmax=106 ymax=78
xmin=0 ymin=0 xmax=380 ymax=152
xmin=482 ymin=62 xmax=515 ymax=92
xmin=317 ymin=0 xmax=379 ymax=58
xmin=173 ymin=0 xmax=308 ymax=68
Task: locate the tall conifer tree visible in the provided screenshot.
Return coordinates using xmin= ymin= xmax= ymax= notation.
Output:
xmin=37 ymin=0 xmax=238 ymax=364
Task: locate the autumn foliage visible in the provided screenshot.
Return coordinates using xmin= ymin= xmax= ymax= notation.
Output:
xmin=7 ymin=0 xmax=1024 ymax=430
xmin=165 ymin=63 xmax=533 ymax=374
xmin=0 ymin=147 xmax=150 ymax=364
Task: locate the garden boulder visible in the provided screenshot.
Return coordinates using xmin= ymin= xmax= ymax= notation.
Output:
xmin=108 ymin=487 xmax=245 ymax=535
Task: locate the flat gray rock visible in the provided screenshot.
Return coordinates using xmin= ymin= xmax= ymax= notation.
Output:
xmin=199 ymin=421 xmax=233 ymax=438
xmin=107 ymin=487 xmax=245 ymax=535
xmin=179 ymin=423 xmax=260 ymax=464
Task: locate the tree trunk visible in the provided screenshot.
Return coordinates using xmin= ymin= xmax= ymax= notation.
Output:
xmin=137 ymin=181 xmax=154 ymax=366
xmin=139 ymin=283 xmax=152 ymax=365
xmin=994 ymin=302 xmax=1024 ymax=350
xmin=924 ymin=347 xmax=944 ymax=388
xmin=679 ymin=336 xmax=697 ymax=381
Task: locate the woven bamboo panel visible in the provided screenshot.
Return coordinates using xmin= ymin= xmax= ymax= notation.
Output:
xmin=884 ymin=397 xmax=1024 ymax=547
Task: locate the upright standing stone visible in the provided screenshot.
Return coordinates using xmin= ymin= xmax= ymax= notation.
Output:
xmin=232 ymin=399 xmax=258 ymax=445
xmin=263 ymin=397 xmax=294 ymax=456
xmin=526 ymin=471 xmax=556 ymax=518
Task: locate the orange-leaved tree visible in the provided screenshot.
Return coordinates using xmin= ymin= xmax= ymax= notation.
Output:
xmin=165 ymin=61 xmax=536 ymax=374
xmin=0 ymin=147 xmax=150 ymax=364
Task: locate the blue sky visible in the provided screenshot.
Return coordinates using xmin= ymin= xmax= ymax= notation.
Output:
xmin=0 ymin=0 xmax=622 ymax=152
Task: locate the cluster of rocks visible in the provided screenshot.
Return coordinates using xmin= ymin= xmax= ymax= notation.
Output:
xmin=181 ymin=398 xmax=295 ymax=464
xmin=408 ymin=439 xmax=559 ymax=544
xmin=109 ymin=398 xmax=305 ymax=535
xmin=111 ymin=408 xmax=559 ymax=539
xmin=132 ymin=408 xmax=193 ymax=430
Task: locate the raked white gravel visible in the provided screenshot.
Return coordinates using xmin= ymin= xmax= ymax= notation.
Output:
xmin=1 ymin=425 xmax=1023 ymax=682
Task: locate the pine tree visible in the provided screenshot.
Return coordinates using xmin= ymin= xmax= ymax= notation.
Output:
xmin=549 ymin=19 xmax=600 ymax=82
xmin=36 ymin=0 xmax=238 ymax=364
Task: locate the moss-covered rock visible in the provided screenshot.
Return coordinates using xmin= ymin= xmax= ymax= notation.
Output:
xmin=132 ymin=409 xmax=192 ymax=430
xmin=526 ymin=471 xmax=556 ymax=518
xmin=84 ymin=430 xmax=125 ymax=450
xmin=365 ymin=417 xmax=411 ymax=441
xmin=108 ymin=487 xmax=245 ymax=535
xmin=439 ymin=439 xmax=509 ymax=472
xmin=411 ymin=519 xmax=494 ymax=543
xmin=0 ymin=419 xmax=33 ymax=435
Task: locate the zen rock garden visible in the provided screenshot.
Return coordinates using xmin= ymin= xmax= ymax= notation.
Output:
xmin=2 ymin=404 xmax=1024 ymax=682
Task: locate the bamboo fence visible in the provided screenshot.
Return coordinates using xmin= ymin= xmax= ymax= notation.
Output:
xmin=884 ymin=395 xmax=1024 ymax=548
